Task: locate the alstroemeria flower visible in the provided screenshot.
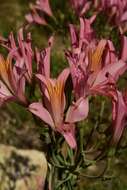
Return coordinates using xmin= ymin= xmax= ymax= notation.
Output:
xmin=0 ymin=28 xmax=33 ymax=82
xmin=111 ymin=90 xmax=127 ymax=144
xmin=67 ymin=20 xmax=127 ymax=145
xmin=66 ymin=36 xmax=127 ymax=120
xmin=29 ymin=68 xmax=88 ymax=148
xmin=87 ymin=39 xmax=127 ymax=97
xmin=66 ymin=17 xmax=96 ymax=99
xmin=0 ymin=54 xmax=27 ymax=105
xmin=67 ymin=16 xmax=127 ymax=100
xmin=25 ymin=0 xmax=53 ymax=25
xmin=69 ymin=0 xmax=91 ymax=16
xmin=66 ymin=39 xmax=107 ymax=99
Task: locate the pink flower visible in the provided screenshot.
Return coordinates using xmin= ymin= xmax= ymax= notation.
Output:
xmin=30 ymin=37 xmax=88 ymax=148
xmin=29 ymin=69 xmax=88 ymax=148
xmin=67 ymin=18 xmax=127 ymax=100
xmin=72 ymin=41 xmax=126 ymax=97
xmin=0 ymin=28 xmax=33 ymax=82
xmin=0 ymin=54 xmax=27 ymax=105
xmin=25 ymin=0 xmax=53 ymax=25
xmin=66 ymin=39 xmax=107 ymax=99
xmin=67 ymin=20 xmax=127 ymax=145
xmin=69 ymin=0 xmax=91 ymax=16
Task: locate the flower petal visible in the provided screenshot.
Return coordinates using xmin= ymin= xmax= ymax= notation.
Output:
xmin=69 ymin=24 xmax=78 ymax=48
xmin=120 ymin=35 xmax=127 ymax=62
xmin=59 ymin=124 xmax=77 ymax=149
xmin=91 ymin=60 xmax=127 ymax=87
xmin=90 ymin=39 xmax=107 ymax=72
xmin=29 ymin=102 xmax=54 ymax=127
xmin=66 ymin=97 xmax=89 ymax=123
xmin=35 ymin=0 xmax=53 ymax=16
xmin=111 ymin=91 xmax=127 ymax=144
xmin=58 ymin=68 xmax=70 ymax=84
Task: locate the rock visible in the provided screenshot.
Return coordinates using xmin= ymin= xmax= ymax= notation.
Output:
xmin=0 ymin=144 xmax=47 ymax=190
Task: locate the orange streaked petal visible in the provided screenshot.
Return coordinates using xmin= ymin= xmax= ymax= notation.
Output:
xmin=91 ymin=39 xmax=107 ymax=72
xmin=46 ymin=79 xmax=64 ymax=127
xmin=0 ymin=55 xmax=11 ymax=89
xmin=0 ymin=54 xmax=15 ymax=93
xmin=0 ymin=55 xmax=8 ymax=78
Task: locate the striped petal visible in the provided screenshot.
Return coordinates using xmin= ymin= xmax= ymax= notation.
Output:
xmin=66 ymin=97 xmax=89 ymax=123
xmin=29 ymin=102 xmax=54 ymax=128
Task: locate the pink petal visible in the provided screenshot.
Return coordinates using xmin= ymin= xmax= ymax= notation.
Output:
xmin=69 ymin=24 xmax=78 ymax=48
xmin=79 ymin=16 xmax=95 ymax=42
xmin=112 ymin=91 xmax=127 ymax=144
xmin=32 ymin=12 xmax=47 ymax=25
xmin=80 ymin=1 xmax=91 ymax=15
xmin=58 ymin=68 xmax=70 ymax=84
xmin=0 ymin=81 xmax=12 ymax=97
xmin=37 ymin=69 xmax=68 ymax=114
xmin=66 ymin=51 xmax=86 ymax=99
xmin=25 ymin=14 xmax=34 ymax=23
xmin=36 ymin=74 xmax=47 ymax=86
xmin=0 ymin=96 xmax=16 ymax=106
xmin=16 ymin=73 xmax=27 ymax=104
xmin=120 ymin=35 xmax=127 ymax=62
xmin=62 ymin=129 xmax=77 ymax=149
xmin=37 ymin=36 xmax=54 ymax=78
xmin=29 ymin=102 xmax=54 ymax=127
xmin=35 ymin=74 xmax=52 ymax=100
xmin=26 ymin=5 xmax=47 ymax=25
xmin=17 ymin=28 xmax=33 ymax=81
xmin=66 ymin=97 xmax=89 ymax=123
xmin=91 ymin=60 xmax=127 ymax=87
xmin=9 ymin=32 xmax=17 ymax=50
xmin=35 ymin=0 xmax=53 ymax=16
xmin=69 ymin=0 xmax=90 ymax=16
xmin=121 ymin=11 xmax=127 ymax=22
xmin=59 ymin=124 xmax=77 ymax=149
xmin=104 ymin=40 xmax=117 ymax=65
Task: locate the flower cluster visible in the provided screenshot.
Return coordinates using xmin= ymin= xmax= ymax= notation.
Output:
xmin=1 ymin=1 xmax=127 ymax=188
xmin=94 ymin=0 xmax=127 ymax=33
xmin=25 ymin=0 xmax=127 ymax=34
xmin=0 ymin=0 xmax=127 ymax=151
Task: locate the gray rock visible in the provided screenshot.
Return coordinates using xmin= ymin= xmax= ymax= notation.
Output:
xmin=0 ymin=144 xmax=47 ymax=190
